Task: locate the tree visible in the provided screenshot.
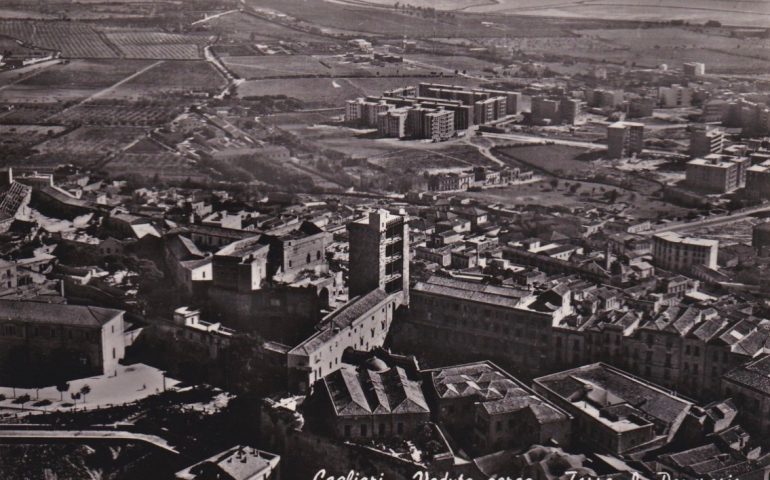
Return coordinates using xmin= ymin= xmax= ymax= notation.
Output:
xmin=71 ymin=392 xmax=81 ymax=404
xmin=56 ymin=382 xmax=69 ymax=401
xmin=80 ymin=385 xmax=91 ymax=403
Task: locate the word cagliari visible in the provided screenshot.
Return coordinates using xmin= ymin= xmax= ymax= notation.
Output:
xmin=312 ymin=471 xmax=534 ymax=480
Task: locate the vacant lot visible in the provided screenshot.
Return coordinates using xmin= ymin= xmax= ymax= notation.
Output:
xmin=494 ymin=144 xmax=596 ymax=177
xmin=237 ymin=75 xmax=480 ymax=106
xmin=577 ymin=27 xmax=770 ymax=72
xmin=109 ymin=60 xmax=225 ymax=98
xmin=18 ymin=59 xmax=153 ymax=89
xmin=356 ymin=0 xmax=770 ymax=26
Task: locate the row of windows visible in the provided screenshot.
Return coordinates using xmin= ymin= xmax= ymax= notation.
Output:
xmin=344 ymin=422 xmax=405 ymax=438
xmin=0 ymin=324 xmax=98 ymax=341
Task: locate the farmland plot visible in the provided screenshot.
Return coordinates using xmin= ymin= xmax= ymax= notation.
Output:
xmin=0 ymin=21 xmax=118 ymax=58
xmin=105 ymin=31 xmax=209 ymax=59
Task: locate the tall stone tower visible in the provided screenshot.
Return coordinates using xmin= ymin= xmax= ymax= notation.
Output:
xmin=347 ymin=209 xmax=409 ymax=306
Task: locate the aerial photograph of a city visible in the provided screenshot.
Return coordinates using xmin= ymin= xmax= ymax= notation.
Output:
xmin=1 ymin=0 xmax=770 ymax=478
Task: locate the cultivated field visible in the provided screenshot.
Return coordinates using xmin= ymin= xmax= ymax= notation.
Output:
xmin=0 ymin=21 xmax=118 ymax=58
xmin=34 ymin=125 xmax=146 ymax=158
xmin=104 ymin=152 xmax=205 ymax=182
xmin=105 ymin=31 xmax=209 ymax=59
xmin=49 ymin=102 xmax=183 ymax=127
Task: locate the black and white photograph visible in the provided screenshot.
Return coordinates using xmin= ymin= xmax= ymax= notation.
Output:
xmin=0 ymin=0 xmax=769 ymax=478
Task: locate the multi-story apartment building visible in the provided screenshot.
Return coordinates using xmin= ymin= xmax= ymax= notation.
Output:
xmin=652 ymin=232 xmax=718 ymax=272
xmin=686 ymin=154 xmax=749 ymax=193
xmin=746 ymin=160 xmax=770 ymax=201
xmin=286 ymin=289 xmax=400 ymax=392
xmin=607 ymin=121 xmax=644 ymax=158
xmin=689 ymin=127 xmax=724 ymax=157
xmin=701 ymin=99 xmax=729 ymax=123
xmin=0 ymin=300 xmax=126 ymax=377
xmin=683 ymin=62 xmax=705 ymax=76
xmin=659 ymin=84 xmax=692 ymax=108
xmin=473 ymin=96 xmax=507 ymax=125
xmin=347 ymin=210 xmax=409 ymax=304
xmin=589 ymin=89 xmax=624 ymax=109
xmin=377 ymin=108 xmax=408 ymax=138
xmin=530 ymin=96 xmax=561 ymax=125
xmin=560 ymin=97 xmax=581 ymax=125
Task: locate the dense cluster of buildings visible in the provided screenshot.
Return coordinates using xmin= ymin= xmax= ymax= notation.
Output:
xmin=344 ymin=83 xmax=522 ymax=140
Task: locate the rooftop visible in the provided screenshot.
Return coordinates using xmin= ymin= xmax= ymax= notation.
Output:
xmin=0 ymin=300 xmax=123 ymax=327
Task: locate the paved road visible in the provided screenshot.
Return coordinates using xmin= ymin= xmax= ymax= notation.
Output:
xmin=644 ymin=202 xmax=770 ymax=236
xmin=0 ymin=429 xmax=178 ymax=453
xmin=481 ymin=131 xmax=685 ymax=158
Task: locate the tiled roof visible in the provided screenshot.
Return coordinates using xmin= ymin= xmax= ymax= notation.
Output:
xmin=723 ymin=355 xmax=770 ymax=395
xmin=535 ymin=363 xmax=692 ymax=428
xmin=289 ymin=289 xmax=391 ymax=356
xmin=324 ymin=364 xmax=429 ymax=417
xmin=0 ymin=300 xmax=122 ymax=327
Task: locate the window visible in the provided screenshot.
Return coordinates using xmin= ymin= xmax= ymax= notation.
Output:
xmin=306 ymin=253 xmax=311 ymax=264
xmin=112 ymin=348 xmax=116 ymax=359
xmin=378 ymin=423 xmax=385 ymax=437
xmin=317 ymin=251 xmax=321 ymax=261
xmin=397 ymin=423 xmax=403 ymax=435
xmin=360 ymin=425 xmax=367 ymax=437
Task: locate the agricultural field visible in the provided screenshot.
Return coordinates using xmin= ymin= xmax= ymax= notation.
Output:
xmin=204 ymin=11 xmax=338 ymax=44
xmin=104 ymin=31 xmax=210 ymax=59
xmin=16 ymin=59 xmax=154 ymax=89
xmin=237 ymin=75 xmax=480 ymax=107
xmin=248 ymin=0 xmax=627 ymax=38
xmin=108 ymin=60 xmax=226 ymax=98
xmin=49 ymin=102 xmax=183 ymax=126
xmin=33 ymin=126 xmax=146 ymax=159
xmin=0 ymin=104 xmax=63 ymax=124
xmin=577 ymin=27 xmax=770 ymax=72
xmin=0 ymin=21 xmax=118 ymax=58
xmin=103 ymin=152 xmax=206 ymax=182
xmin=404 ymin=54 xmax=500 ymax=74
xmin=221 ymin=54 xmax=432 ymax=79
xmin=0 ymin=124 xmax=67 ymax=151
xmin=353 ymin=0 xmax=770 ymax=27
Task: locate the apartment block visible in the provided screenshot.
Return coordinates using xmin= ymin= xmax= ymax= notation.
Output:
xmin=686 ymin=154 xmax=749 ymax=193
xmin=652 ymin=232 xmax=718 ymax=272
xmin=689 ymin=127 xmax=724 ymax=157
xmin=659 ymin=85 xmax=692 ymax=108
xmin=747 ymin=160 xmax=770 ymax=200
xmin=683 ymin=62 xmax=705 ymax=76
xmin=607 ymin=121 xmax=644 ymax=158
